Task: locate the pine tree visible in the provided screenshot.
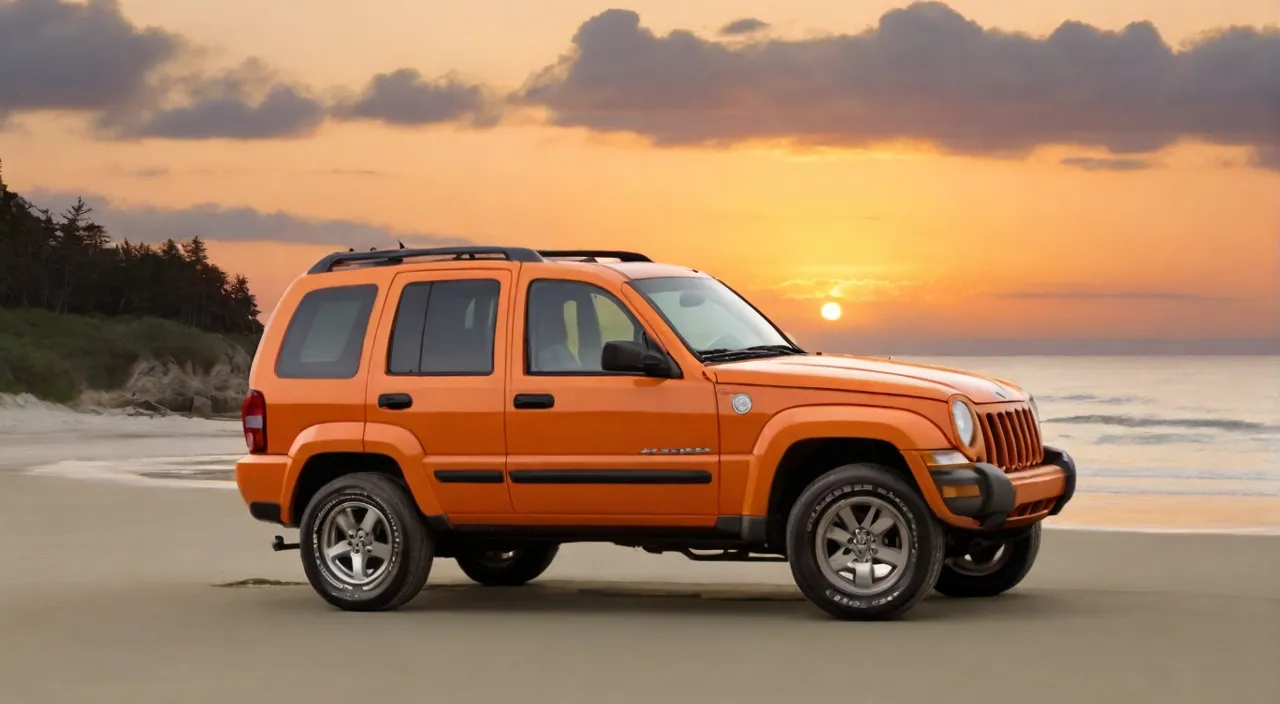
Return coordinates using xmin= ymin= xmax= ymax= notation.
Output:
xmin=0 ymin=165 xmax=263 ymax=335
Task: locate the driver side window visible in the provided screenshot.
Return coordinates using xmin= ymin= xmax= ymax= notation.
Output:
xmin=526 ymin=280 xmax=641 ymax=374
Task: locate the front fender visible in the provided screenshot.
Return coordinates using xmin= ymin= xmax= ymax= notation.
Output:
xmin=740 ymin=405 xmax=950 ymax=516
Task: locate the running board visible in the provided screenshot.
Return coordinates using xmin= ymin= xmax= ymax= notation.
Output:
xmin=642 ymin=547 xmax=786 ymax=563
xmin=272 ymin=535 xmax=300 ymax=552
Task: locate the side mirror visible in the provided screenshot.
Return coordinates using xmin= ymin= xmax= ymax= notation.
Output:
xmin=601 ymin=340 xmax=675 ymax=377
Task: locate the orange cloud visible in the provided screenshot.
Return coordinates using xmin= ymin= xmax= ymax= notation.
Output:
xmin=758 ymin=276 xmax=925 ymax=303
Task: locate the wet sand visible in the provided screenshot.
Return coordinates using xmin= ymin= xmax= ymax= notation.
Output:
xmin=1 ymin=470 xmax=1277 ymax=704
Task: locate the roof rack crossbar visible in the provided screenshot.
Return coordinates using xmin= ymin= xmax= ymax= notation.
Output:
xmin=307 ymin=246 xmax=544 ymax=274
xmin=538 ymin=250 xmax=652 ymax=263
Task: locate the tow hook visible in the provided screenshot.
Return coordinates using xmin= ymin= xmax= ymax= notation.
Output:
xmin=272 ymin=535 xmax=300 ymax=552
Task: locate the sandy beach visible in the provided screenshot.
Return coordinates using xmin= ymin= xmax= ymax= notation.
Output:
xmin=3 ymin=380 xmax=1279 ymax=704
xmin=1 ymin=460 xmax=1277 ymax=703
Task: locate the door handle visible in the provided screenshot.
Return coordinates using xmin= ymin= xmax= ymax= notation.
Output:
xmin=377 ymin=393 xmax=413 ymax=410
xmin=513 ymin=393 xmax=555 ymax=410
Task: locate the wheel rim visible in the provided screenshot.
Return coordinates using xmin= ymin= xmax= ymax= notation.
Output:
xmin=319 ymin=500 xmax=396 ymax=587
xmin=474 ymin=550 xmax=518 ymax=568
xmin=945 ymin=544 xmax=1010 ymax=577
xmin=815 ymin=495 xmax=913 ymax=596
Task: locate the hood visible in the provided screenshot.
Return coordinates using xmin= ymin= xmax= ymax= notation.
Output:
xmin=705 ymin=354 xmax=1026 ymax=404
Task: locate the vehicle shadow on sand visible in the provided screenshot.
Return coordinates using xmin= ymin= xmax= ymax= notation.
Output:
xmin=220 ymin=578 xmax=1076 ymax=623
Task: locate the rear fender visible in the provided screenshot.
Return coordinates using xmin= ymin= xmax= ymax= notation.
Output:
xmin=280 ymin=423 xmax=364 ymax=520
xmin=363 ymin=422 xmax=442 ymax=516
xmin=280 ymin=422 xmax=443 ymax=520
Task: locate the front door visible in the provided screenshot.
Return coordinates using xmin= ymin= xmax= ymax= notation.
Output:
xmin=504 ymin=269 xmax=720 ymax=521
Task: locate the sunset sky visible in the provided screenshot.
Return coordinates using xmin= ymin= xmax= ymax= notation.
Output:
xmin=1 ymin=0 xmax=1276 ymax=353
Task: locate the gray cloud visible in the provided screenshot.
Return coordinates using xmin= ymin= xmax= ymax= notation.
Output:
xmin=0 ymin=1 xmax=487 ymax=139
xmin=97 ymin=59 xmax=327 ymax=140
xmin=1059 ymin=156 xmax=1157 ymax=171
xmin=519 ymin=2 xmax=1280 ymax=168
xmin=719 ymin=18 xmax=770 ymax=36
xmin=26 ymin=188 xmax=470 ymax=249
xmin=0 ymin=0 xmax=180 ymax=116
xmin=333 ymin=68 xmax=499 ymax=127
xmin=1248 ymin=145 xmax=1280 ymax=170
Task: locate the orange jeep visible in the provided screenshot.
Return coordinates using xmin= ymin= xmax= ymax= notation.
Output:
xmin=235 ymin=246 xmax=1077 ymax=620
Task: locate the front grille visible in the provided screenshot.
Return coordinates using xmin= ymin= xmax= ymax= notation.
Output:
xmin=979 ymin=405 xmax=1044 ymax=472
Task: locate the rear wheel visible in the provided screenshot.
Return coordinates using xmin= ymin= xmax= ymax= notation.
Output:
xmin=299 ymin=472 xmax=434 ymax=611
xmin=935 ymin=523 xmax=1041 ymax=598
xmin=785 ymin=463 xmax=945 ymax=620
xmin=455 ymin=544 xmax=560 ymax=586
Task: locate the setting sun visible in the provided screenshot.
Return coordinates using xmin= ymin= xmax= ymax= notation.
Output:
xmin=820 ymin=301 xmax=843 ymax=321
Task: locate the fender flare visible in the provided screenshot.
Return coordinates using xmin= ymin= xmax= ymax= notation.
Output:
xmin=740 ymin=405 xmax=951 ymax=516
xmin=279 ymin=422 xmax=442 ymax=521
xmin=363 ymin=422 xmax=442 ymax=516
xmin=280 ymin=423 xmax=364 ymax=521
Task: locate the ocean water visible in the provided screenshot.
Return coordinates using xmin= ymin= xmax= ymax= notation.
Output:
xmin=3 ymin=355 xmax=1277 ymax=530
xmin=909 ymin=356 xmax=1280 ymax=500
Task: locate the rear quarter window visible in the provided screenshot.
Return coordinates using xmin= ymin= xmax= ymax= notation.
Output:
xmin=274 ymin=284 xmax=378 ymax=379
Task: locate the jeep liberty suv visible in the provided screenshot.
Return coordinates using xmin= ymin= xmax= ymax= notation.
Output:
xmin=235 ymin=246 xmax=1077 ymax=620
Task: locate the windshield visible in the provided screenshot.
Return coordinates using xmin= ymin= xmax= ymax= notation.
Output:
xmin=630 ymin=276 xmax=803 ymax=362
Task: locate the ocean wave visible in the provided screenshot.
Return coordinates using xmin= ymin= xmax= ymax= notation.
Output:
xmin=1044 ymin=414 xmax=1278 ymax=433
xmin=1079 ymin=466 xmax=1279 ymax=481
xmin=1094 ymin=432 xmax=1215 ymax=445
xmin=1040 ymin=394 xmax=1146 ymax=405
xmin=26 ymin=456 xmax=239 ymax=489
xmin=1077 ymin=486 xmax=1280 ymax=497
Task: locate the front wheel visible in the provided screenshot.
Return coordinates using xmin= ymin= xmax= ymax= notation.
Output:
xmin=455 ymin=544 xmax=560 ymax=586
xmin=934 ymin=523 xmax=1041 ymax=598
xmin=785 ymin=463 xmax=945 ymax=620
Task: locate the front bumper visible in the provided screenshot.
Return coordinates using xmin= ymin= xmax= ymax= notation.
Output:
xmin=929 ymin=445 xmax=1077 ymax=530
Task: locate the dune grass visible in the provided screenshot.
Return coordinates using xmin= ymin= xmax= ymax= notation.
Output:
xmin=0 ymin=308 xmax=258 ymax=403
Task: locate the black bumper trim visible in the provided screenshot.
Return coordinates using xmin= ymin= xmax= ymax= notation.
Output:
xmin=1043 ymin=445 xmax=1078 ymax=516
xmin=740 ymin=516 xmax=769 ymax=546
xmin=933 ymin=463 xmax=1017 ymax=530
xmin=933 ymin=447 xmax=1079 ymax=529
xmin=434 ymin=470 xmax=505 ymax=484
xmin=507 ymin=469 xmax=712 ymax=485
xmin=248 ymin=501 xmax=284 ymax=525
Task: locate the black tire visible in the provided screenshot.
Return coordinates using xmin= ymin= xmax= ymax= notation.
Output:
xmin=934 ymin=522 xmax=1041 ymax=598
xmin=455 ymin=544 xmax=560 ymax=586
xmin=785 ymin=463 xmax=945 ymax=620
xmin=299 ymin=472 xmax=434 ymax=611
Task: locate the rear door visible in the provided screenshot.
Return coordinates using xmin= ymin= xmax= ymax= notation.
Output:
xmin=364 ymin=266 xmax=515 ymax=516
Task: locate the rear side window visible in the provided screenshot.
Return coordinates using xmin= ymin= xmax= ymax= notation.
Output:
xmin=275 ymin=284 xmax=378 ymax=379
xmin=387 ymin=279 xmax=501 ymax=375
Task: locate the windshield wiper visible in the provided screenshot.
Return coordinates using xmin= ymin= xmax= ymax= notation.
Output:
xmin=698 ymin=344 xmax=806 ymax=362
xmin=743 ymin=344 xmax=805 ymax=355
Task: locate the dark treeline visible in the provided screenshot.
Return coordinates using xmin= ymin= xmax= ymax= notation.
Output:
xmin=0 ymin=162 xmax=262 ymax=335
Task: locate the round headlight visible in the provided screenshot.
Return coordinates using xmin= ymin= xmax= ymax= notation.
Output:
xmin=951 ymin=399 xmax=976 ymax=447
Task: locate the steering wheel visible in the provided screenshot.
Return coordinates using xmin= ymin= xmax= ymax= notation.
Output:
xmin=705 ymin=334 xmax=745 ymax=351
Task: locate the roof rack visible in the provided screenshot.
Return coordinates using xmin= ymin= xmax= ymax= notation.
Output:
xmin=538 ymin=250 xmax=652 ymax=263
xmin=307 ymin=246 xmax=544 ymax=274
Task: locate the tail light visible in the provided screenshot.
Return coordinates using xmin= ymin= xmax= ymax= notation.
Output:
xmin=241 ymin=389 xmax=267 ymax=454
